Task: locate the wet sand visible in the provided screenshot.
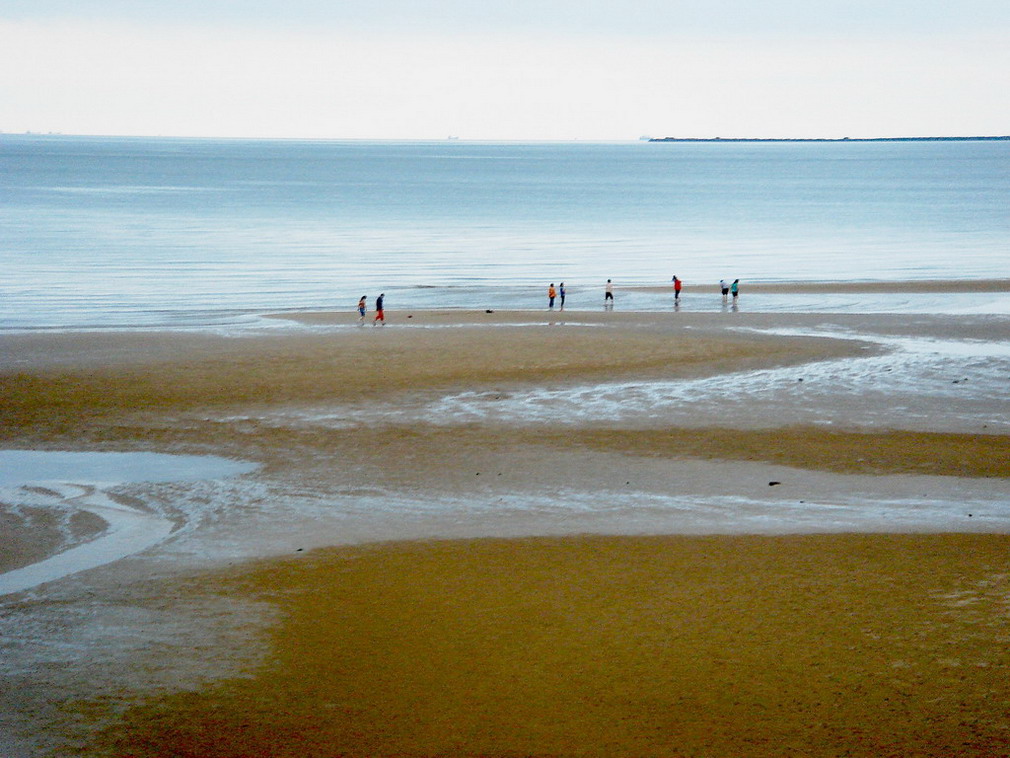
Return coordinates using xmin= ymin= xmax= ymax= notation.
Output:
xmin=0 ymin=311 xmax=857 ymax=437
xmin=92 ymin=533 xmax=1010 ymax=758
xmin=2 ymin=308 xmax=1009 ymax=756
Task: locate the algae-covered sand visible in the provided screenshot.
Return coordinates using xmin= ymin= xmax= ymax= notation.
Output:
xmin=91 ymin=534 xmax=1010 ymax=758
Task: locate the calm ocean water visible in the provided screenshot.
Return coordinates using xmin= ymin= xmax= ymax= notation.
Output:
xmin=2 ymin=135 xmax=1008 ymax=329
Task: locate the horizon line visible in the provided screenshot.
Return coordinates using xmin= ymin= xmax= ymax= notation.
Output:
xmin=3 ymin=131 xmax=1009 ymax=144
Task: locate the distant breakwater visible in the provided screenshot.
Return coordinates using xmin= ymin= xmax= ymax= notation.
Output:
xmin=648 ymin=136 xmax=1010 ymax=143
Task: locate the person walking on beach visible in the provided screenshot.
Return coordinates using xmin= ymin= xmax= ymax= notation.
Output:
xmin=720 ymin=279 xmax=729 ymax=302
xmin=731 ymin=279 xmax=739 ymax=302
xmin=373 ymin=293 xmax=385 ymax=325
xmin=672 ymin=275 xmax=682 ymax=304
xmin=559 ymin=282 xmax=566 ymax=310
xmin=548 ymin=283 xmax=557 ymax=309
xmin=357 ymin=295 xmax=367 ymax=323
xmin=605 ymin=279 xmax=614 ymax=308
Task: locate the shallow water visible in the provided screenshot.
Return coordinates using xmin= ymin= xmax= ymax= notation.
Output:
xmin=422 ymin=330 xmax=1010 ymax=433
xmin=3 ymin=136 xmax=1008 ymax=330
xmin=0 ymin=451 xmax=257 ymax=595
xmin=0 ymin=450 xmax=257 ymax=487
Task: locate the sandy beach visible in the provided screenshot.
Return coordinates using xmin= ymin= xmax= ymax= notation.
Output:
xmin=2 ymin=303 xmax=1009 ymax=756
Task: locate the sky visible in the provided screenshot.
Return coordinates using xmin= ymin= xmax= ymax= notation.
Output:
xmin=1 ymin=1 xmax=1008 ymax=140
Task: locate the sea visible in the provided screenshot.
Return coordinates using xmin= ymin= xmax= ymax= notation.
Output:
xmin=2 ymin=135 xmax=1009 ymax=330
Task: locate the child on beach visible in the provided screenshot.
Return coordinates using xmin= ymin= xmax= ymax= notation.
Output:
xmin=357 ymin=296 xmax=367 ymax=323
xmin=605 ymin=279 xmax=614 ymax=307
xmin=672 ymin=275 xmax=682 ymax=303
xmin=720 ymin=279 xmax=729 ymax=301
xmin=731 ymin=279 xmax=739 ymax=301
xmin=374 ymin=293 xmax=385 ymax=324
xmin=548 ymin=283 xmax=557 ymax=309
xmin=559 ymin=282 xmax=566 ymax=309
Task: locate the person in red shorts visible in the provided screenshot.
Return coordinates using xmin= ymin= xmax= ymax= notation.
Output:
xmin=373 ymin=293 xmax=385 ymax=325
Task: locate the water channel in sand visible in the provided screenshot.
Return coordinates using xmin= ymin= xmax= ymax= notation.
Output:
xmin=0 ymin=451 xmax=258 ymax=596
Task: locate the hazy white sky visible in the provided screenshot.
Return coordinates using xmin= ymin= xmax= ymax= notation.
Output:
xmin=2 ymin=1 xmax=1008 ymax=140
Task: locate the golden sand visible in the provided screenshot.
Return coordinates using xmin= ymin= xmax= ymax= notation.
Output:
xmin=0 ymin=320 xmax=823 ymax=430
xmin=89 ymin=534 xmax=1010 ymax=758
xmin=4 ymin=320 xmax=1006 ymax=480
xmin=2 ymin=310 xmax=1008 ymax=756
xmin=556 ymin=427 xmax=1010 ymax=479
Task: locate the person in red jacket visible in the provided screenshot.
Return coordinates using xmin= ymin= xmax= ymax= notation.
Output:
xmin=672 ymin=275 xmax=682 ymax=304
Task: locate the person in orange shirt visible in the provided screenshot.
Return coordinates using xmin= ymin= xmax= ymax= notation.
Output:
xmin=548 ymin=283 xmax=557 ymax=309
